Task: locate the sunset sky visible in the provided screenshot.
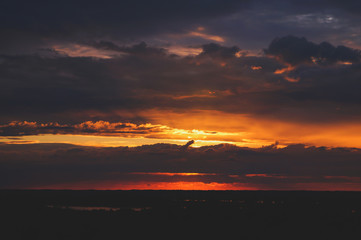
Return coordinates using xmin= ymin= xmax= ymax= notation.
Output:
xmin=1 ymin=0 xmax=361 ymax=190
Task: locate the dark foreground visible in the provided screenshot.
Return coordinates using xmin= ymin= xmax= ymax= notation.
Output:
xmin=1 ymin=190 xmax=361 ymax=240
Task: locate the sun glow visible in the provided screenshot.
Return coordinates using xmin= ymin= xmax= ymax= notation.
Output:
xmin=129 ymin=172 xmax=218 ymax=176
xmin=35 ymin=181 xmax=256 ymax=191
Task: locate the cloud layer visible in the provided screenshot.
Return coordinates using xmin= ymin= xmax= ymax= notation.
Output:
xmin=1 ymin=142 xmax=361 ymax=190
xmin=1 ymin=37 xmax=361 ymax=124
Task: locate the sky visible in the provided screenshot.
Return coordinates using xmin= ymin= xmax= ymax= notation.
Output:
xmin=1 ymin=0 xmax=361 ymax=190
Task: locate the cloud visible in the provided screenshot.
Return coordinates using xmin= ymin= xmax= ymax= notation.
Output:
xmin=198 ymin=43 xmax=240 ymax=58
xmin=0 ymin=121 xmax=165 ymax=136
xmin=1 ymin=37 xmax=361 ymax=128
xmin=2 ymin=0 xmax=361 ymax=57
xmin=0 ymin=121 xmax=251 ymax=147
xmin=1 ymin=142 xmax=361 ymax=190
xmin=265 ymin=35 xmax=361 ymax=65
xmin=0 ymin=0 xmax=251 ymax=54
xmin=187 ymin=32 xmax=225 ymax=42
xmin=86 ymin=41 xmax=167 ymax=56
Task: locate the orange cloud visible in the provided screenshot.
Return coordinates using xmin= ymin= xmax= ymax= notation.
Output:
xmin=165 ymin=46 xmax=203 ymax=56
xmin=0 ymin=120 xmax=256 ymax=147
xmin=274 ymin=64 xmax=295 ymax=74
xmin=251 ymin=65 xmax=263 ymax=70
xmin=53 ymin=44 xmax=121 ymax=59
xmin=4 ymin=108 xmax=361 ymax=149
xmin=187 ymin=31 xmax=225 ymax=42
xmin=284 ymin=75 xmax=300 ymax=82
xmin=135 ymin=109 xmax=361 ymax=149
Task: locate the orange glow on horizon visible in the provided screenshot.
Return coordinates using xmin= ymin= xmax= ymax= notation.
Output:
xmin=29 ymin=180 xmax=361 ymax=191
xmin=129 ymin=172 xmax=217 ymax=176
xmin=32 ymin=181 xmax=256 ymax=191
xmin=117 ymin=182 xmax=253 ymax=191
xmin=137 ymin=109 xmax=361 ymax=149
xmin=4 ymin=108 xmax=361 ymax=149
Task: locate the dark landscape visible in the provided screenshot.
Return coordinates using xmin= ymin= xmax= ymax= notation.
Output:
xmin=1 ymin=190 xmax=361 ymax=239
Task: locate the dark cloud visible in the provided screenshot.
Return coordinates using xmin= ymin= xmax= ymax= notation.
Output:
xmin=87 ymin=41 xmax=167 ymax=56
xmin=0 ymin=121 xmax=165 ymax=137
xmin=254 ymin=0 xmax=361 ymax=14
xmin=1 ymin=142 xmax=361 ymax=189
xmin=265 ymin=35 xmax=361 ymax=65
xmin=1 ymin=37 xmax=361 ymax=124
xmin=205 ymin=0 xmax=361 ymax=50
xmin=2 ymin=0 xmax=361 ymax=55
xmin=0 ymin=0 xmax=251 ymax=54
xmin=198 ymin=43 xmax=240 ymax=58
